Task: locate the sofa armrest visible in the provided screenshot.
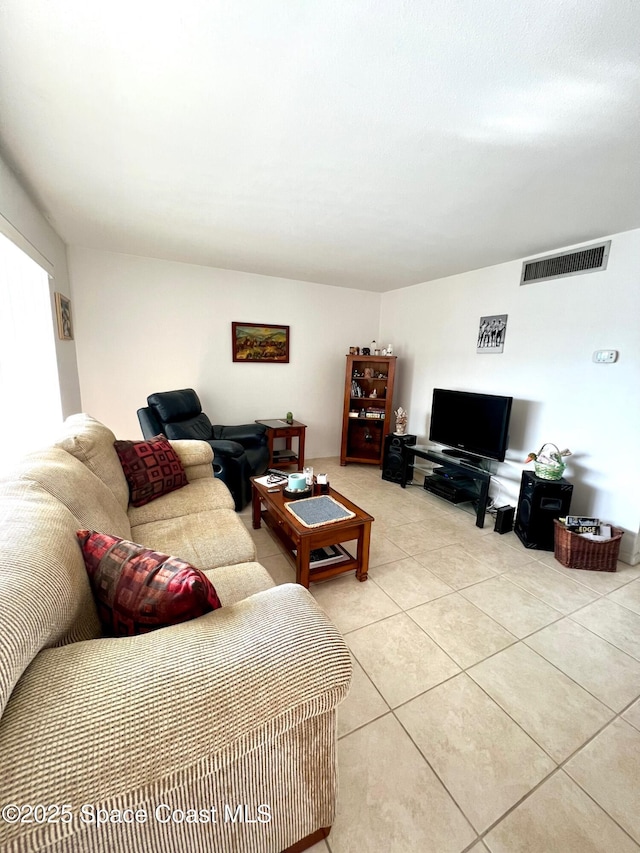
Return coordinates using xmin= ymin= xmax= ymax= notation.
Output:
xmin=167 ymin=439 xmax=215 ymax=482
xmin=213 ymin=423 xmax=267 ymax=449
xmin=0 ymin=584 xmax=351 ymax=811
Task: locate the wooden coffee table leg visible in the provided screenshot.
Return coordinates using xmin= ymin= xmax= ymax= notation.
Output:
xmin=356 ymin=522 xmax=371 ymax=582
xmin=251 ymin=485 xmax=261 ymax=529
xmin=297 ymin=539 xmax=311 ymax=589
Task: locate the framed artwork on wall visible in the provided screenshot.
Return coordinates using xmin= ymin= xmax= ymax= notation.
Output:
xmin=477 ymin=313 xmax=507 ymax=353
xmin=55 ymin=292 xmax=74 ymax=340
xmin=232 ymin=322 xmax=290 ymax=363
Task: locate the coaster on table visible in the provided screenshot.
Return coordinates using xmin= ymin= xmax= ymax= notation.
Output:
xmin=285 ymin=495 xmax=355 ymax=527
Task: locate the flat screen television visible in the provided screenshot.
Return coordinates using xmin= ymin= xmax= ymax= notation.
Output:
xmin=428 ymin=388 xmax=513 ymax=463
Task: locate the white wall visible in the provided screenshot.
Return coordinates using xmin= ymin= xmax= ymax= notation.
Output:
xmin=0 ymin=154 xmax=82 ymax=416
xmin=69 ymin=235 xmax=639 ymax=562
xmin=381 ymin=230 xmax=640 ymax=563
xmin=68 ymin=247 xmax=381 ymax=458
xmin=5 ymin=145 xmax=636 ymax=560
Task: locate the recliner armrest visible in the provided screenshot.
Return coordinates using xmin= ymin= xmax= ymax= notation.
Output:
xmin=213 ymin=423 xmax=268 ymax=448
xmin=208 ymin=439 xmax=246 ymax=459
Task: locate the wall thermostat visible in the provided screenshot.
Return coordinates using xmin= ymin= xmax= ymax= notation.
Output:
xmin=592 ymin=350 xmax=618 ymax=363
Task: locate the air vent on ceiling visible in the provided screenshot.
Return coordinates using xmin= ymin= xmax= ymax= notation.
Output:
xmin=520 ymin=240 xmax=611 ymax=285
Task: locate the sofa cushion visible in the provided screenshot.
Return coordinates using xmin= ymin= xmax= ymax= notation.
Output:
xmin=55 ymin=414 xmax=130 ymax=510
xmin=204 ymin=562 xmax=275 ymax=606
xmin=77 ymin=530 xmax=222 ymax=636
xmin=114 ymin=436 xmax=188 ymax=507
xmin=127 ymin=476 xmax=234 ymax=528
xmin=131 ymin=508 xmax=256 ymax=571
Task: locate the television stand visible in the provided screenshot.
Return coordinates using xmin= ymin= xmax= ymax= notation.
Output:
xmin=400 ymin=445 xmax=494 ymax=528
xmin=440 ymin=448 xmax=482 ymax=465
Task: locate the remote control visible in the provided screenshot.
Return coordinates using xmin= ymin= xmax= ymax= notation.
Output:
xmin=266 ymin=469 xmax=288 ymax=480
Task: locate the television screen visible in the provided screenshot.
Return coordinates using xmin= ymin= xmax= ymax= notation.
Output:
xmin=428 ymin=388 xmax=513 ymax=462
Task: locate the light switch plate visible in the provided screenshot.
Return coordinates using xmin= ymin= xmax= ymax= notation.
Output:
xmin=592 ymin=349 xmax=618 ymax=363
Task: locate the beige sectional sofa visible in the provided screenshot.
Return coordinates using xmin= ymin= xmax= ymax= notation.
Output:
xmin=0 ymin=414 xmax=351 ymax=853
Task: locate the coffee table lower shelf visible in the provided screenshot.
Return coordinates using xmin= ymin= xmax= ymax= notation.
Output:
xmin=251 ymin=481 xmax=373 ymax=588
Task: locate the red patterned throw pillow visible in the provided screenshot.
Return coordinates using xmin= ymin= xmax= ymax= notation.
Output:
xmin=114 ymin=435 xmax=188 ymax=507
xmin=77 ymin=530 xmax=222 ymax=636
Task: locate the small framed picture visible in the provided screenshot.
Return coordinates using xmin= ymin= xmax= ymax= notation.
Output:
xmin=55 ymin=292 xmax=74 ymax=340
xmin=477 ymin=313 xmax=507 ymax=353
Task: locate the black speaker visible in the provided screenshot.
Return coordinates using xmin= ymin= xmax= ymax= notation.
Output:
xmin=382 ymin=433 xmax=416 ymax=483
xmin=514 ymin=471 xmax=573 ymax=550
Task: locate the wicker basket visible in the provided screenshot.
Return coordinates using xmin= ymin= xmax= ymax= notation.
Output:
xmin=534 ymin=443 xmax=566 ymax=480
xmin=553 ymin=520 xmax=624 ymax=572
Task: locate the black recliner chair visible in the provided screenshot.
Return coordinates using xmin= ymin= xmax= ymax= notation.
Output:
xmin=137 ymin=389 xmax=269 ymax=511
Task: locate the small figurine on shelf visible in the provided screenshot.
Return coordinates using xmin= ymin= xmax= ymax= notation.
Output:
xmin=285 ymin=411 xmax=294 ymax=425
xmin=394 ymin=407 xmax=408 ymax=435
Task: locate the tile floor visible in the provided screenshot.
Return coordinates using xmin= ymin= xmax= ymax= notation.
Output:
xmin=241 ymin=460 xmax=640 ymax=853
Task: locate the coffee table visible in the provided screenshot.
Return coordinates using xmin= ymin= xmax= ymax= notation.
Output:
xmin=251 ymin=478 xmax=374 ymax=588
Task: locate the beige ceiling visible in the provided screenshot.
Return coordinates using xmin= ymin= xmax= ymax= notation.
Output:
xmin=1 ymin=1 xmax=639 ymax=292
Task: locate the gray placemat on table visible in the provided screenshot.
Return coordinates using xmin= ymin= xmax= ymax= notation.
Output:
xmin=285 ymin=495 xmax=355 ymax=528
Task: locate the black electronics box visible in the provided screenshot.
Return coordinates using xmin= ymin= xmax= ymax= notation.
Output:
xmin=432 ymin=466 xmax=469 ymax=481
xmin=424 ymin=474 xmax=475 ymax=504
xmin=494 ymin=505 xmax=515 ymax=534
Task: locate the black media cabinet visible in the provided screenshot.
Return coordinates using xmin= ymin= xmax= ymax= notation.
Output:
xmin=400 ymin=445 xmax=495 ymax=528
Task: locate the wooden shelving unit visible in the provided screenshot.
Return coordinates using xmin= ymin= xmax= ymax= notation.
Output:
xmin=340 ymin=355 xmax=397 ymax=466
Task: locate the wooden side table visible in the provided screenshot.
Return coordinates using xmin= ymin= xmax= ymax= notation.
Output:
xmin=256 ymin=419 xmax=306 ymax=469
